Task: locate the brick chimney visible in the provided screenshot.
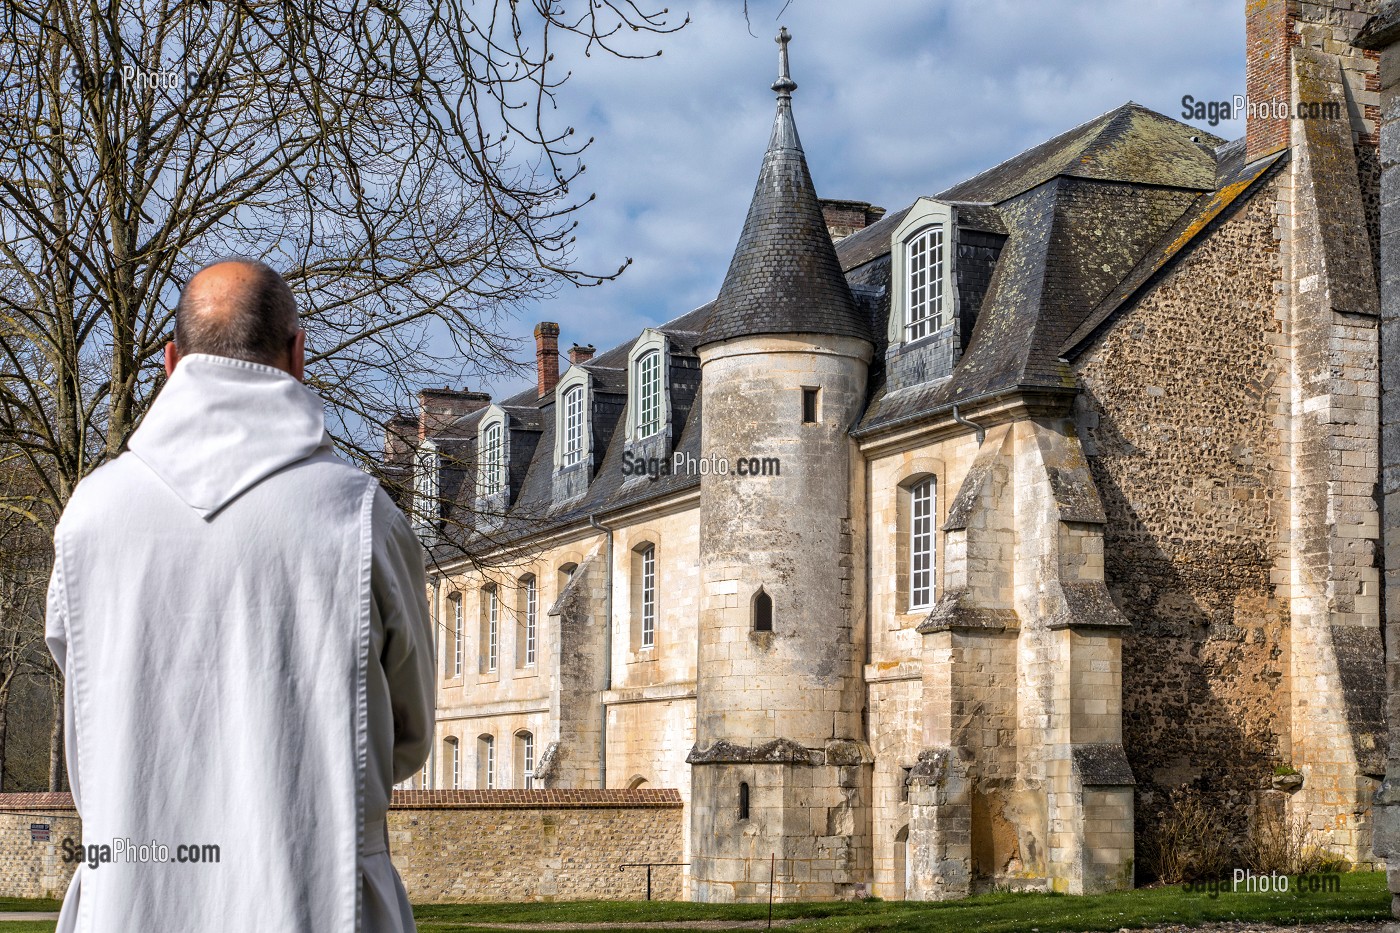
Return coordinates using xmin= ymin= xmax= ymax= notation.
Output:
xmin=384 ymin=413 xmax=419 ymax=467
xmin=535 ymin=322 xmax=561 ymax=399
xmin=819 ymin=199 xmax=886 ymax=242
xmin=1245 ymin=0 xmax=1294 ymax=163
xmin=417 ymin=387 xmax=490 ymax=440
xmin=569 ymin=343 xmax=596 ymax=365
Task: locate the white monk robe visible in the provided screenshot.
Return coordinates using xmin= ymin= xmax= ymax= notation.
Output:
xmin=45 ymin=352 xmax=435 ymax=932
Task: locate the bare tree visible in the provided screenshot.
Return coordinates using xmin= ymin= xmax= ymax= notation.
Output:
xmin=0 ymin=0 xmax=685 ymax=787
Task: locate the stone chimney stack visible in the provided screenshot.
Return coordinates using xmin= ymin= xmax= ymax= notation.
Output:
xmin=569 ymin=343 xmax=596 ymax=365
xmin=417 ymin=387 xmax=490 ymax=440
xmin=818 ymin=199 xmax=886 ymax=242
xmin=535 ymin=322 xmax=561 ymax=399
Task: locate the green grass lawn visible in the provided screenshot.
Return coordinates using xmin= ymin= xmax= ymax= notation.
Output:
xmin=0 ymin=872 xmax=1391 ymax=932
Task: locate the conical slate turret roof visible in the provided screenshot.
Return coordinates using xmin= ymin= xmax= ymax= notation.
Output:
xmin=700 ymin=29 xmax=871 ymax=348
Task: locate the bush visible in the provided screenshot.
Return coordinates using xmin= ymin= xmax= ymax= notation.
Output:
xmin=1242 ymin=809 xmax=1348 ymax=876
xmin=1151 ymin=787 xmax=1233 ymax=883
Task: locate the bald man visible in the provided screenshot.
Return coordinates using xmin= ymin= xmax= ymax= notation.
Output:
xmin=45 ymin=260 xmax=433 ymax=933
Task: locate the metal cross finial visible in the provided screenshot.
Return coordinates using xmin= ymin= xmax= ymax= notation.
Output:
xmin=772 ymin=27 xmax=796 ymax=99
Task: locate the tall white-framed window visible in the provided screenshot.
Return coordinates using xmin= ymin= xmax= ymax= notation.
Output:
xmin=517 ymin=731 xmax=535 ymax=789
xmin=636 ymin=350 xmax=662 ymax=438
xmin=445 ymin=736 xmax=460 ymax=789
xmin=626 ymin=329 xmax=671 ymax=444
xmin=421 ymin=757 xmax=430 ymax=789
xmin=413 ymin=439 xmax=439 ymax=534
xmin=451 ymin=593 xmax=464 ymax=678
xmin=524 ymin=576 xmax=537 ymax=667
xmin=482 ymin=585 xmax=499 ymax=673
xmin=641 ymin=544 xmax=656 ymax=649
xmin=563 ymin=385 xmax=585 ymax=467
xmin=480 ymin=420 xmax=505 ymax=496
xmin=906 ymin=225 xmax=945 ymax=342
xmin=910 ymin=477 xmax=936 ymax=610
xmin=477 ymin=734 xmax=495 ymax=789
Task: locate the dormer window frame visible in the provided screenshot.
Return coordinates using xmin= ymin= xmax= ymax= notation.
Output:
xmin=412 ymin=437 xmax=440 ymax=538
xmin=553 ymin=366 xmax=594 ymax=473
xmin=476 ymin=405 xmax=509 ymax=500
xmin=889 ymin=198 xmax=959 ymax=348
xmin=625 ymin=329 xmax=671 ymax=444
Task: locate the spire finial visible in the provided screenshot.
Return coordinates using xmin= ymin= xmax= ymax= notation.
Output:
xmin=772 ymin=27 xmax=796 ymax=99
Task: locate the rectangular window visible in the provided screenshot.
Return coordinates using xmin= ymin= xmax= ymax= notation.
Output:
xmin=641 ymin=545 xmax=656 ymax=649
xmin=907 ymin=226 xmax=945 ymax=342
xmin=482 ymin=737 xmax=495 ymax=790
xmin=421 ymin=758 xmax=430 ymax=790
xmin=563 ymin=385 xmax=585 ymax=467
xmin=448 ymin=739 xmax=460 ymax=790
xmin=522 ymin=733 xmax=535 ymax=789
xmin=802 ymin=387 xmax=819 ymax=424
xmin=637 ymin=350 xmax=662 ymax=438
xmin=452 ymin=596 xmax=463 ymax=678
xmin=481 ymin=422 xmax=504 ymax=495
xmin=525 ymin=577 xmax=537 ymax=667
xmin=910 ymin=478 xmax=936 ymax=610
xmin=485 ymin=587 xmax=499 ymax=672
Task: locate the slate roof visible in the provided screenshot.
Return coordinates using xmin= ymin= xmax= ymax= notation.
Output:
xmin=700 ymin=85 xmax=870 ymax=347
xmin=425 ymin=99 xmax=1281 ymax=559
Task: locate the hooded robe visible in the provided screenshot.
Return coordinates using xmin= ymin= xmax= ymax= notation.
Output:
xmin=44 ymin=353 xmax=435 ymax=932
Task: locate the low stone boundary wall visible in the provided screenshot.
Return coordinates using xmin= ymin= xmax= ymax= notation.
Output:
xmin=0 ymin=789 xmax=685 ymax=902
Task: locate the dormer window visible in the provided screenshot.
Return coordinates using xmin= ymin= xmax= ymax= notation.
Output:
xmin=636 ymin=351 xmax=662 ymax=438
xmin=905 ymin=225 xmax=946 ymax=341
xmin=626 ymin=329 xmax=671 ymax=445
xmin=479 ymin=418 xmax=505 ymax=497
xmin=888 ymin=198 xmax=958 ymax=349
xmin=412 ymin=439 xmax=439 ymax=536
xmin=562 ymin=385 xmax=585 ymax=467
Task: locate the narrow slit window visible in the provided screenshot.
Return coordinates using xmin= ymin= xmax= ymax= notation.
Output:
xmin=739 ymin=781 xmax=750 ymax=820
xmin=802 ymin=387 xmax=819 ymax=424
xmin=910 ymin=477 xmax=936 ymax=610
xmin=641 ymin=545 xmax=656 ymax=648
xmin=754 ymin=590 xmax=773 ymax=632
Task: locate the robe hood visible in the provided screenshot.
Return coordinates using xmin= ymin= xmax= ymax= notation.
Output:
xmin=126 ymin=353 xmax=334 ymax=519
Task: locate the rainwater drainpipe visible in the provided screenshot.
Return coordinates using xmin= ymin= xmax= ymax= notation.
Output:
xmin=951 ymin=402 xmax=986 ymax=446
xmin=589 ymin=514 xmax=614 ymax=789
xmin=428 ymin=574 xmax=441 ymax=789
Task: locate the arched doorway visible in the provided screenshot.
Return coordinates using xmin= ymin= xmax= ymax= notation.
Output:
xmin=893 ymin=825 xmax=909 ymax=900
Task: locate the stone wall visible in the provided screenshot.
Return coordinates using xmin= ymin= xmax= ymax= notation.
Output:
xmin=0 ymin=793 xmax=80 ymax=899
xmin=1074 ymin=175 xmax=1292 ymax=871
xmin=0 ymin=790 xmax=685 ymax=903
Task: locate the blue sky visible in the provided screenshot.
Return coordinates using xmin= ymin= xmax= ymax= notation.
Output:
xmin=470 ymin=0 xmax=1247 ymax=401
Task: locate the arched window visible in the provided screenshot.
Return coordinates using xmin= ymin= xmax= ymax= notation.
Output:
xmin=635 ymin=350 xmax=662 ymax=439
xmin=450 ymin=593 xmax=464 ymax=678
xmin=627 ymin=775 xmax=649 ymax=790
xmin=444 ymin=736 xmax=460 ymax=789
xmin=558 ymin=562 xmax=578 ymax=597
xmin=477 ymin=734 xmax=495 ymax=789
xmin=562 ymin=384 xmax=586 ymax=467
xmin=753 ymin=588 xmax=773 ymax=632
xmin=905 ymin=225 xmax=945 ymax=342
xmin=479 ymin=420 xmax=505 ymax=496
xmin=739 ymin=782 xmax=750 ymax=821
xmin=518 ymin=574 xmax=538 ymax=668
xmin=516 ymin=731 xmax=535 ymax=789
xmin=909 ymin=477 xmax=936 ymax=610
xmin=481 ymin=585 xmax=499 ymax=673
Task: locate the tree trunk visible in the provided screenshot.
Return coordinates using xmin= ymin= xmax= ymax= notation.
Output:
xmin=47 ymin=675 xmax=62 ymax=792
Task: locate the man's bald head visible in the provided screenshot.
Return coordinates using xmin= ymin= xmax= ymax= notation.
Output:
xmin=174 ymin=260 xmax=299 ymax=369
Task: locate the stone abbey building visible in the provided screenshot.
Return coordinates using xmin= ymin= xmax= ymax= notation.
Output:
xmin=389 ymin=0 xmax=1389 ymax=901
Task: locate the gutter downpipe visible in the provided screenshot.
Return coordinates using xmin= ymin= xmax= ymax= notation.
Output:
xmin=951 ymin=402 xmax=986 ymax=447
xmin=428 ymin=573 xmax=441 ymax=789
xmin=589 ymin=514 xmax=614 ymax=789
